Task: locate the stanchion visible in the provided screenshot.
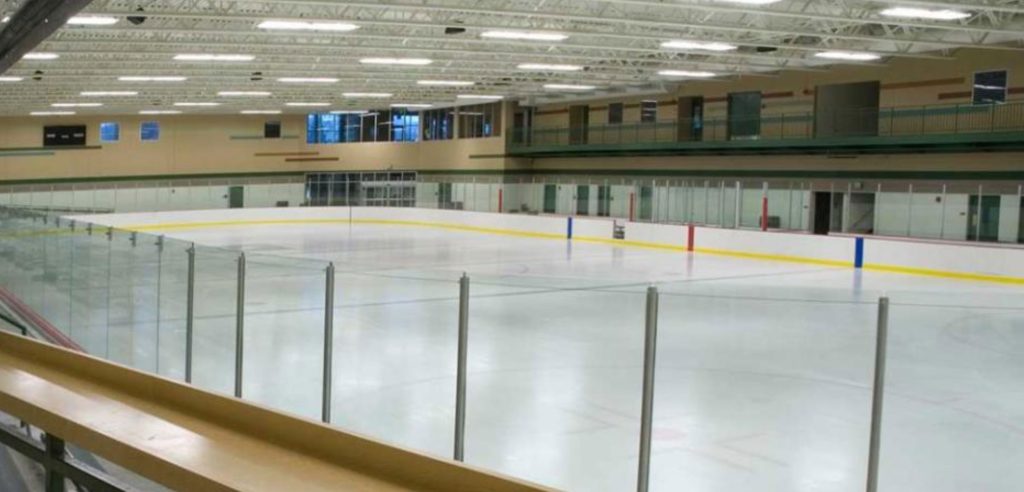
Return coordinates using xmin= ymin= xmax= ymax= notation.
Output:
xmin=322 ymin=263 xmax=336 ymax=424
xmin=184 ymin=244 xmax=196 ymax=383
xmin=454 ymin=274 xmax=470 ymax=461
xmin=637 ymin=286 xmax=659 ymax=492
xmin=234 ymin=253 xmax=246 ymax=398
xmin=866 ymin=297 xmax=890 ymax=492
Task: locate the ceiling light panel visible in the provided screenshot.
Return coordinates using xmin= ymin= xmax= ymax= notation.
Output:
xmin=257 ymin=20 xmax=359 ymax=31
xmin=480 ymin=31 xmax=568 ymax=41
xmin=174 ymin=54 xmax=255 ymax=62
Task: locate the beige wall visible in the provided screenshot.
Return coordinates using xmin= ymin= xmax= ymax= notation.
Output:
xmin=0 ymin=111 xmax=519 ymax=183
xmin=534 ymin=48 xmax=1024 ymax=128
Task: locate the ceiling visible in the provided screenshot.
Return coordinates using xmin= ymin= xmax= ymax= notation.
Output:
xmin=0 ymin=0 xmax=1022 ymax=116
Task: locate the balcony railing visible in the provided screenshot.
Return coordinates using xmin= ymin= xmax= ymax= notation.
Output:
xmin=509 ymin=101 xmax=1024 ymax=152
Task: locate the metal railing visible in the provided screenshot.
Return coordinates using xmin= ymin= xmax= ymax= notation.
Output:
xmin=510 ymin=101 xmax=1024 ymax=149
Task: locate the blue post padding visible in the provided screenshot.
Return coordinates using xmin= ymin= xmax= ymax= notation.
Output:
xmin=855 ymin=237 xmax=865 ymax=269
xmin=567 ymin=217 xmax=574 ymax=239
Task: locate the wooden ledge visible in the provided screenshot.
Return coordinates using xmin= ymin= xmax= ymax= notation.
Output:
xmin=0 ymin=332 xmax=554 ymax=492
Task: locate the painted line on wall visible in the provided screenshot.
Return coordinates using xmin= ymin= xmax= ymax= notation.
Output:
xmin=105 ymin=216 xmax=1024 ymax=285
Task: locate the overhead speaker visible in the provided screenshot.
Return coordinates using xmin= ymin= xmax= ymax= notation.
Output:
xmin=127 ymin=7 xmax=147 ymax=25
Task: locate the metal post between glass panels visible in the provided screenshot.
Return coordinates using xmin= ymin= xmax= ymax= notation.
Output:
xmin=234 ymin=253 xmax=246 ymax=398
xmin=637 ymin=286 xmax=659 ymax=492
xmin=322 ymin=262 xmax=336 ymax=424
xmin=184 ymin=244 xmax=196 ymax=384
xmin=454 ymin=274 xmax=470 ymax=462
xmin=866 ymin=297 xmax=890 ymax=492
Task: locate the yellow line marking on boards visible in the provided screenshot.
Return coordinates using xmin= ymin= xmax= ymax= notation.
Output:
xmin=117 ymin=217 xmax=1024 ymax=286
xmin=694 ymin=247 xmax=854 ymax=269
xmin=863 ymin=263 xmax=1024 ymax=285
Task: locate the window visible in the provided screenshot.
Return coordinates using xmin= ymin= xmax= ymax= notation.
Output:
xmin=641 ymin=100 xmax=658 ymax=123
xmin=973 ymin=70 xmax=1007 ymax=105
xmin=307 ymin=114 xmax=341 ymax=143
xmin=422 ymin=108 xmax=454 ymax=140
xmin=458 ymin=102 xmax=501 ymax=139
xmin=140 ymin=121 xmax=160 ymax=142
xmin=100 ymin=122 xmax=119 ymax=142
xmin=608 ymin=103 xmax=623 ymax=124
xmin=264 ymin=121 xmax=281 ymax=139
xmin=727 ymin=91 xmax=762 ymax=140
xmin=391 ymin=109 xmax=420 ymax=142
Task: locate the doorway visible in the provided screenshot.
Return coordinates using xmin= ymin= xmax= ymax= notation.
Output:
xmin=968 ymin=195 xmax=1000 ymax=242
xmin=228 ymin=186 xmax=244 ymax=208
xmin=576 ymin=186 xmax=590 ymax=216
xmin=813 ymin=192 xmax=832 ymax=235
xmin=568 ymin=105 xmax=589 ymax=145
xmin=438 ymin=183 xmax=453 ymax=209
xmin=543 ymin=184 xmax=557 ymax=214
xmin=677 ymin=96 xmax=704 ymax=142
xmin=597 ymin=185 xmax=611 ymax=217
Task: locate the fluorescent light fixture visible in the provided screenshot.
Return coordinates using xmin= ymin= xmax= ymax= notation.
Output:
xmin=658 ymin=70 xmax=718 ymax=78
xmin=518 ymin=63 xmax=583 ymax=71
xmin=1 ymin=16 xmax=9 ymax=23
xmin=218 ymin=91 xmax=272 ymax=97
xmin=257 ymin=20 xmax=359 ymax=31
xmin=80 ymin=91 xmax=138 ymax=96
xmin=543 ymin=83 xmax=596 ymax=91
xmin=51 ymin=103 xmax=103 ymax=108
xmin=31 ymin=111 xmax=75 ymax=116
xmin=661 ymin=40 xmax=738 ymax=52
xmin=815 ymin=51 xmax=881 ymax=61
xmin=241 ymin=110 xmax=282 ymax=114
xmin=714 ymin=0 xmax=781 ymax=4
xmin=417 ymin=80 xmax=475 ymax=87
xmin=119 ymin=76 xmax=187 ymax=82
xmin=67 ymin=16 xmax=119 ymax=26
xmin=174 ymin=102 xmax=221 ymax=107
xmin=390 ymin=103 xmax=433 ymax=109
xmin=480 ymin=31 xmax=568 ymax=42
xmin=520 ymin=63 xmax=585 ymax=71
xmin=277 ymin=77 xmax=338 ymax=83
xmin=343 ymin=92 xmax=393 ymax=98
xmin=285 ymin=102 xmax=331 ymax=107
xmin=457 ymin=94 xmax=504 ymax=100
xmin=139 ymin=110 xmax=182 ymax=115
xmin=880 ymin=7 xmax=970 ymax=20
xmin=23 ymin=52 xmax=59 ymax=60
xmin=360 ymin=58 xmax=433 ymax=66
xmin=330 ymin=110 xmax=369 ymax=115
xmin=0 ymin=76 xmax=22 ymax=82
xmin=174 ymin=54 xmax=254 ymax=62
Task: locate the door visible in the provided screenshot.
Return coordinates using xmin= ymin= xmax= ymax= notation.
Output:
xmin=813 ymin=192 xmax=832 ymax=235
xmin=597 ymin=185 xmax=611 ymax=217
xmin=1019 ymin=197 xmax=1024 ymax=244
xmin=438 ymin=183 xmax=453 ymax=209
xmin=543 ymin=184 xmax=557 ymax=214
xmin=968 ymin=195 xmax=1000 ymax=242
xmin=677 ymin=96 xmax=704 ymax=142
xmin=229 ymin=186 xmax=244 ymax=209
xmin=568 ymin=105 xmax=589 ymax=145
xmin=576 ymin=186 xmax=590 ymax=216
xmin=638 ymin=186 xmax=653 ymax=221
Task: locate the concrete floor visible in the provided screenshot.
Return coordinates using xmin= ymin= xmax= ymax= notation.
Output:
xmin=13 ymin=221 xmax=1024 ymax=492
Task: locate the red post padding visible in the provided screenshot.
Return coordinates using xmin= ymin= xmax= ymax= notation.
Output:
xmin=498 ymin=189 xmax=503 ymax=214
xmin=629 ymin=193 xmax=636 ymax=222
xmin=687 ymin=224 xmax=695 ymax=252
xmin=761 ymin=197 xmax=769 ymax=231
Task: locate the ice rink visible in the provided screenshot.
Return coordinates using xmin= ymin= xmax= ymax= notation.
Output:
xmin=33 ymin=221 xmax=1024 ymax=492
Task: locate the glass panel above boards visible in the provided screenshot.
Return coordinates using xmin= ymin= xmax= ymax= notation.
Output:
xmin=304 ymin=171 xmax=417 ymax=207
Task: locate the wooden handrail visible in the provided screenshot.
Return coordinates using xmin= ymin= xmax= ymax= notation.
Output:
xmin=0 ymin=331 xmax=555 ymax=492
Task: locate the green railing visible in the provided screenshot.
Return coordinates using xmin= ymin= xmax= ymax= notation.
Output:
xmin=510 ymin=101 xmax=1024 ymax=150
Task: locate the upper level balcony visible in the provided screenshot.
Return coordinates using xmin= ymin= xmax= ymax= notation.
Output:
xmin=507 ymin=102 xmax=1024 ymax=157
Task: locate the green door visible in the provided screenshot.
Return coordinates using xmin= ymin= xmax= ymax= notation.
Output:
xmin=229 ymin=186 xmax=244 ymax=208
xmin=597 ymin=186 xmax=611 ymax=217
xmin=438 ymin=183 xmax=453 ymax=209
xmin=968 ymin=195 xmax=1000 ymax=242
xmin=576 ymin=186 xmax=590 ymax=216
xmin=543 ymin=184 xmax=557 ymax=214
xmin=638 ymin=186 xmax=653 ymax=221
